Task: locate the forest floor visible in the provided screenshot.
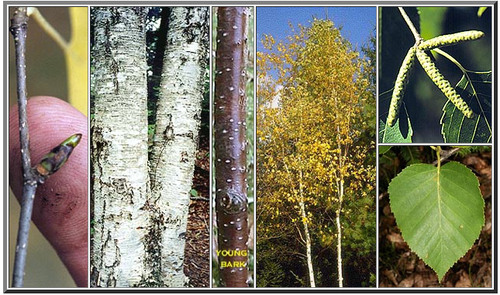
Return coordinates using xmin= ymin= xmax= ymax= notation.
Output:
xmin=379 ymin=151 xmax=492 ymax=288
xmin=184 ymin=135 xmax=210 ymax=287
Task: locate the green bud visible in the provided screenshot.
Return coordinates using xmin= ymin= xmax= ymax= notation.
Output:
xmin=35 ymin=133 xmax=82 ymax=182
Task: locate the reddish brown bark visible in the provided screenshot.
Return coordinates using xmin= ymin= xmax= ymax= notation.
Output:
xmin=214 ymin=6 xmax=249 ymax=287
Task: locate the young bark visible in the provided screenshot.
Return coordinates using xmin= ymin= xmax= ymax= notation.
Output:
xmin=214 ymin=7 xmax=250 ymax=287
xmin=148 ymin=6 xmax=208 ymax=287
xmin=90 ymin=7 xmax=150 ymax=287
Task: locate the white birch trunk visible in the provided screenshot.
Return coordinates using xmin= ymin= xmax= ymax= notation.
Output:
xmin=298 ymin=169 xmax=315 ymax=287
xmin=148 ymin=7 xmax=208 ymax=287
xmin=336 ymin=188 xmax=344 ymax=287
xmin=91 ymin=7 xmax=150 ymax=287
xmin=336 ymin=134 xmax=344 ymax=287
xmin=299 ymin=200 xmax=315 ymax=288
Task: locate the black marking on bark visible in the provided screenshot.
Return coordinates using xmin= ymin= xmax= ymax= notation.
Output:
xmin=137 ymin=200 xmax=165 ymax=287
xmin=150 ymin=114 xmax=174 ymax=190
xmin=217 ymin=187 xmax=247 ymax=215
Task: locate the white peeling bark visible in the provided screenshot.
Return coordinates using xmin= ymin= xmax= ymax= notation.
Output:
xmin=91 ymin=7 xmax=150 ymax=287
xmin=149 ymin=7 xmax=209 ymax=287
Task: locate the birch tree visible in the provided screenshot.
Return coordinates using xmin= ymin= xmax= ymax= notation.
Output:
xmin=257 ymin=19 xmax=375 ymax=287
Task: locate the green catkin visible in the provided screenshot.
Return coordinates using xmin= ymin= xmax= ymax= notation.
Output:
xmin=418 ymin=30 xmax=484 ymax=51
xmin=416 ymin=48 xmax=474 ymax=118
xmin=387 ymin=46 xmax=417 ymax=127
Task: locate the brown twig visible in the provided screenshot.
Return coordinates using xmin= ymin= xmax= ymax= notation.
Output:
xmin=10 ymin=7 xmax=36 ymax=288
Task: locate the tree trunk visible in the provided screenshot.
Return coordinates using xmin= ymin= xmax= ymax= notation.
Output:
xmin=214 ymin=7 xmax=250 ymax=287
xmin=148 ymin=6 xmax=208 ymax=287
xmin=336 ymin=190 xmax=344 ymax=287
xmin=336 ymin=131 xmax=344 ymax=287
xmin=299 ymin=200 xmax=316 ymax=287
xmin=298 ymin=169 xmax=315 ymax=287
xmin=90 ymin=7 xmax=150 ymax=287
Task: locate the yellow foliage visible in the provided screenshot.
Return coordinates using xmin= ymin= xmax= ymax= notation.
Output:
xmin=257 ymin=18 xmax=375 ymax=243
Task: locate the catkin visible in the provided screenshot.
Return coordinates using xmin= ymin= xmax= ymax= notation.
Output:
xmin=387 ymin=46 xmax=416 ymax=127
xmin=416 ymin=48 xmax=474 ymax=118
xmin=418 ymin=30 xmax=484 ymax=51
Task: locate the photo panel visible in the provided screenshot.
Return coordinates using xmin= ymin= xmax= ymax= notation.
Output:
xmin=255 ymin=6 xmax=377 ymax=288
xmin=8 ymin=6 xmax=89 ymax=288
xmin=379 ymin=6 xmax=492 ymax=143
xmin=379 ymin=146 xmax=492 ymax=287
xmin=212 ymin=6 xmax=255 ymax=288
xmin=89 ymin=7 xmax=210 ymax=287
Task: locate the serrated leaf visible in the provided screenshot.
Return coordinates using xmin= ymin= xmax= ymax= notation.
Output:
xmin=441 ymin=71 xmax=491 ymax=143
xmin=388 ymin=162 xmax=484 ymax=281
xmin=379 ymin=106 xmax=413 ymax=143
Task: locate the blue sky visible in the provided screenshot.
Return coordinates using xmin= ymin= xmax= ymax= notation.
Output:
xmin=256 ymin=7 xmax=376 ymax=53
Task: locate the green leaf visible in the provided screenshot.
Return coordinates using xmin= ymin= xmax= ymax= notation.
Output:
xmin=379 ymin=107 xmax=413 ymax=143
xmin=388 ymin=162 xmax=484 ymax=281
xmin=378 ymin=146 xmax=391 ymax=155
xmin=441 ymin=71 xmax=492 ymax=143
xmin=189 ymin=188 xmax=198 ymax=197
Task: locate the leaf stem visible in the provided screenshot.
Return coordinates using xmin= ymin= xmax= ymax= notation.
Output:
xmin=436 ymin=146 xmax=442 ymax=170
xmin=28 ymin=7 xmax=70 ymax=52
xmin=433 ymin=48 xmax=467 ymax=73
xmin=10 ymin=7 xmax=37 ymax=288
xmin=398 ymin=7 xmax=421 ymax=43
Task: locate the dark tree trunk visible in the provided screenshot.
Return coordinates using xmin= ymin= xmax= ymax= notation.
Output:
xmin=214 ymin=7 xmax=249 ymax=287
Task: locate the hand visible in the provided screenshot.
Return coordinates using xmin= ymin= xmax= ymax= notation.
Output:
xmin=9 ymin=96 xmax=88 ymax=287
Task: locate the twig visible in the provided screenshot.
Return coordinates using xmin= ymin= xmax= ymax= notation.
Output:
xmin=433 ymin=147 xmax=461 ymax=165
xmin=10 ymin=8 xmax=82 ymax=288
xmin=190 ymin=196 xmax=209 ymax=201
xmin=398 ymin=7 xmax=421 ymax=43
xmin=10 ymin=7 xmax=36 ymax=288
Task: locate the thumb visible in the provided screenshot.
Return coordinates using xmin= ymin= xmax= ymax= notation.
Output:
xmin=9 ymin=96 xmax=88 ymax=287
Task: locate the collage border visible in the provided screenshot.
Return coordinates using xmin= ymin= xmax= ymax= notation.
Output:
xmin=2 ymin=0 xmax=498 ymax=292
